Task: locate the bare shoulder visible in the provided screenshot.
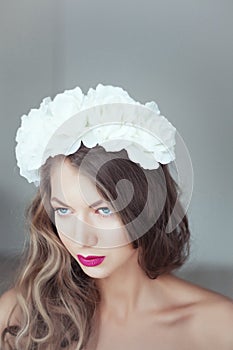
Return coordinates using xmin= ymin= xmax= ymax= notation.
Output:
xmin=191 ymin=292 xmax=233 ymax=349
xmin=173 ymin=275 xmax=233 ymax=349
xmin=163 ymin=274 xmax=233 ymax=349
xmin=0 ymin=288 xmax=19 ymax=332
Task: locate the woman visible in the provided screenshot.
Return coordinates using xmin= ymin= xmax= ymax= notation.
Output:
xmin=0 ymin=84 xmax=233 ymax=349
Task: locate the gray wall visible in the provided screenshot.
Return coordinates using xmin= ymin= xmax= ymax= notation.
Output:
xmin=0 ymin=0 xmax=233 ymax=273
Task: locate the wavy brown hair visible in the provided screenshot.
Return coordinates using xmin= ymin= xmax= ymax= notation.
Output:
xmin=1 ymin=142 xmax=190 ymax=349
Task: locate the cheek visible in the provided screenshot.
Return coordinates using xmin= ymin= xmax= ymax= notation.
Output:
xmin=111 ymin=245 xmax=136 ymax=263
xmin=58 ymin=232 xmax=73 ymax=253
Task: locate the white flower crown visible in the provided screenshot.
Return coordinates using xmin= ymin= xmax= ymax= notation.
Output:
xmin=15 ymin=83 xmax=176 ymax=186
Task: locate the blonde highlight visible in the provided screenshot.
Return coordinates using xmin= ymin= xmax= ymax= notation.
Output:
xmin=1 ymin=143 xmax=190 ymax=349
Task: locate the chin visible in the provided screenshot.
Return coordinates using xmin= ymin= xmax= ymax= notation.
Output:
xmin=81 ymin=268 xmax=111 ymax=279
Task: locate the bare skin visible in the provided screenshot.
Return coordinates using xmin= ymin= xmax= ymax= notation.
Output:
xmin=1 ymin=160 xmax=233 ymax=349
xmin=92 ymin=273 xmax=233 ymax=350
xmin=1 ymin=271 xmax=233 ymax=349
xmin=48 ymin=160 xmax=233 ymax=349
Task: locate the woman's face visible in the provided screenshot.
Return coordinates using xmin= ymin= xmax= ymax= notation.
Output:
xmin=50 ymin=158 xmax=138 ymax=279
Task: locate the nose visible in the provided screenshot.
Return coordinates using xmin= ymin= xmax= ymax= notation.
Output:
xmin=73 ymin=215 xmax=98 ymax=247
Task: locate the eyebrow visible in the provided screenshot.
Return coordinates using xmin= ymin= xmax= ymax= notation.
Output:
xmin=50 ymin=197 xmax=104 ymax=208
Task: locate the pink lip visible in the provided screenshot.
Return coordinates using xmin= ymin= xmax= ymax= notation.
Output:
xmin=77 ymin=255 xmax=106 ymax=267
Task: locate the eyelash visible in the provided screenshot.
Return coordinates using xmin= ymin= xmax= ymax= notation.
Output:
xmin=53 ymin=208 xmax=71 ymax=216
xmin=53 ymin=207 xmax=114 ymax=218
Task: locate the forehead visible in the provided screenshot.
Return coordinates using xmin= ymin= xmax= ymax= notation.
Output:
xmin=50 ymin=159 xmax=103 ymax=205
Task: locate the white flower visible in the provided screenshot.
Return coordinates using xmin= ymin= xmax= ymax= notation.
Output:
xmin=83 ymin=84 xmax=136 ymax=107
xmin=15 ymin=84 xmax=176 ymax=185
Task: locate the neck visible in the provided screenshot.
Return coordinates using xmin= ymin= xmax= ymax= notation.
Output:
xmin=96 ymin=251 xmax=166 ymax=323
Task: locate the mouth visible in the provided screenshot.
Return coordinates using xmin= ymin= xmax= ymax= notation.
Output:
xmin=81 ymin=255 xmax=105 ymax=260
xmin=77 ymin=254 xmax=106 ymax=267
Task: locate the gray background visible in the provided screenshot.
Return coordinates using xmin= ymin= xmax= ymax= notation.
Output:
xmin=0 ymin=0 xmax=233 ymax=297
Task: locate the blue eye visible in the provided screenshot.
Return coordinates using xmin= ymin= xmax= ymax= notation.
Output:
xmin=97 ymin=207 xmax=114 ymax=217
xmin=53 ymin=206 xmax=114 ymax=218
xmin=54 ymin=208 xmax=71 ymax=216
